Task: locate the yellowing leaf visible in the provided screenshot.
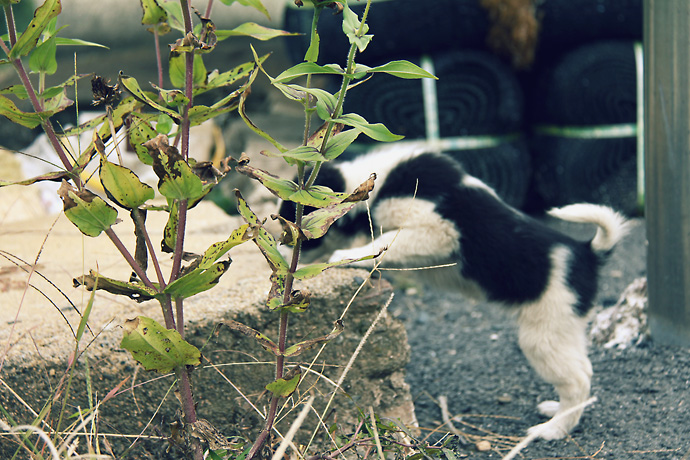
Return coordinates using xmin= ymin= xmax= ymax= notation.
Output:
xmin=99 ymin=157 xmax=155 ymax=209
xmin=58 ymin=181 xmax=118 ymax=237
xmin=120 ymin=316 xmax=201 ymax=373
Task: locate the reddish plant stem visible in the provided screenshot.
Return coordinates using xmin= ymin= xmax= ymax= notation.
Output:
xmin=154 ymin=28 xmax=164 ymax=90
xmin=131 ymin=209 xmax=166 ymax=288
xmin=3 ymin=4 xmax=17 ymax=46
xmin=104 ymin=228 xmax=153 ymax=289
xmin=160 ymin=295 xmax=177 ymax=331
xmin=172 ymin=4 xmax=201 ymax=460
xmin=175 ymin=296 xmax=185 ymax=337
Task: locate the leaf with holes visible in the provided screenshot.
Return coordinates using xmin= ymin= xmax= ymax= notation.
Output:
xmin=199 ymin=224 xmax=254 ymax=269
xmin=74 ymin=270 xmax=159 ymax=303
xmin=9 ymin=0 xmax=61 ymax=59
xmin=144 ymin=135 xmax=204 ymax=201
xmin=162 ymin=261 xmax=231 ymax=299
xmin=121 ymin=316 xmax=201 ymax=373
xmin=235 ymin=190 xmax=288 ymax=273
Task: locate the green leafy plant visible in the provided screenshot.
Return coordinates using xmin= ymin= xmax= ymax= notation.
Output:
xmin=0 ymin=0 xmax=435 ymax=458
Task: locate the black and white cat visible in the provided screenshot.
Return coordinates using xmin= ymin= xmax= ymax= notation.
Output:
xmin=280 ymin=143 xmax=630 ymax=440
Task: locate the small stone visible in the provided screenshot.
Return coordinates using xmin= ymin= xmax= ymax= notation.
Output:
xmin=475 ymin=440 xmax=491 ymax=452
xmin=497 ymin=394 xmax=512 ymax=404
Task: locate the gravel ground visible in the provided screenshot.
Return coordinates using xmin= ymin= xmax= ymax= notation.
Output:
xmin=387 ymin=217 xmax=690 ymax=459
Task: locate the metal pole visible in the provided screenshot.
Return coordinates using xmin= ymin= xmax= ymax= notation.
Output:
xmin=644 ymin=0 xmax=690 ymax=345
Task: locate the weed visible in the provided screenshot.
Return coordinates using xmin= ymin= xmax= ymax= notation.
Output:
xmin=0 ymin=0 xmax=436 ymax=458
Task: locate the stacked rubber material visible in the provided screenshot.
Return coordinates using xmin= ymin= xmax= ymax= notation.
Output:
xmin=534 ymin=0 xmax=643 ymax=59
xmin=283 ymin=0 xmax=643 ymax=214
xmin=284 ymin=0 xmax=490 ymax=66
xmin=345 ymin=50 xmax=523 ymax=138
xmin=527 ymin=41 xmax=640 ymax=215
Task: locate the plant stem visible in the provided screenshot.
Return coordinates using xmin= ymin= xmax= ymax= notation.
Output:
xmin=154 ymin=28 xmax=164 ymax=90
xmin=3 ymin=4 xmax=17 ymax=47
xmin=104 ymin=228 xmax=154 ymax=289
xmin=131 ymin=209 xmax=166 ymax=289
xmin=174 ymin=4 xmax=201 ymax=459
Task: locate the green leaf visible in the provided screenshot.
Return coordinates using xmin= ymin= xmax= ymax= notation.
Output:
xmin=0 ymin=94 xmax=49 ymax=128
xmin=151 ymin=84 xmax=189 ymax=107
xmin=293 ymin=255 xmax=378 ymax=280
xmin=0 ymin=170 xmax=71 ymax=187
xmin=199 ymin=224 xmax=254 ymax=269
xmin=118 ymin=73 xmax=181 ymax=121
xmin=54 ymin=37 xmax=108 ymax=48
xmin=128 ymin=113 xmax=158 ymax=165
xmin=187 ymin=101 xmax=239 ymax=127
xmin=305 ymin=28 xmax=319 ymax=63
xmin=233 ymin=162 xmax=298 ymax=200
xmin=323 ymin=129 xmax=360 ymax=160
xmin=218 ymin=0 xmax=270 ymax=19
xmin=262 ymin=145 xmax=325 ymax=163
xmin=163 ymin=261 xmax=230 ymax=299
xmin=273 ymin=62 xmax=344 ymax=83
xmin=29 ymin=36 xmax=57 ymax=74
xmin=74 ymin=270 xmax=159 ymax=302
xmin=288 ymin=186 xmax=348 ymax=208
xmin=140 ymin=0 xmax=167 ymax=25
xmin=197 ymin=56 xmax=264 ymax=97
xmin=169 ymin=52 xmax=207 ymax=89
xmin=155 ymin=113 xmax=174 ymax=135
xmin=341 ymin=4 xmax=372 ymax=53
xmin=9 ymin=0 xmax=61 ymax=59
xmin=301 ymin=201 xmax=358 ymax=240
xmin=162 ymin=200 xmax=178 ymax=253
xmin=75 ymin=273 xmax=97 ymax=343
xmin=144 ymin=135 xmax=204 ymax=201
xmin=158 ymin=0 xmax=185 ymax=32
xmin=265 ymin=369 xmax=301 ymax=397
xmin=233 ymin=161 xmax=347 ymax=207
xmin=366 ymin=60 xmax=438 ymax=79
xmin=41 ymin=86 xmax=73 ymax=114
xmin=333 ymin=113 xmax=403 ymax=142
xmin=120 ymin=316 xmax=201 ymax=373
xmin=99 ymin=156 xmax=155 ymax=210
xmin=281 ymin=85 xmax=337 ymax=120
xmin=235 ymin=190 xmax=288 ymax=273
xmin=216 ymin=23 xmax=297 ymax=41
xmin=58 ymin=181 xmax=118 ymax=237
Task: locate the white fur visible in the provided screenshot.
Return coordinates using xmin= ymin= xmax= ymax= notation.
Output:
xmin=328 ymin=197 xmax=461 ymax=267
xmin=517 ymin=245 xmax=593 ymax=440
xmin=336 ymin=143 xmax=433 ymax=204
xmin=548 ymin=204 xmax=630 ymax=252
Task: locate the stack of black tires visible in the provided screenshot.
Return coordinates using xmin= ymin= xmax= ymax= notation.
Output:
xmin=284 ymin=0 xmax=643 ymax=215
